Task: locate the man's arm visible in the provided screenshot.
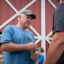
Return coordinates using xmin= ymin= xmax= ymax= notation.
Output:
xmin=44 ymin=32 xmax=64 ymax=64
xmin=1 ymin=42 xmax=36 ymax=52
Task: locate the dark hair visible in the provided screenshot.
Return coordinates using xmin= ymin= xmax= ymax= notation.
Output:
xmin=41 ymin=48 xmax=44 ymax=53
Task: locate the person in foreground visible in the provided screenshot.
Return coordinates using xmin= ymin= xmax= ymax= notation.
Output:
xmin=44 ymin=1 xmax=64 ymax=64
xmin=0 ymin=9 xmax=39 ymax=64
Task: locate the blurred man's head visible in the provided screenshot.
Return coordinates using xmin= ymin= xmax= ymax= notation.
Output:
xmin=17 ymin=9 xmax=36 ymax=30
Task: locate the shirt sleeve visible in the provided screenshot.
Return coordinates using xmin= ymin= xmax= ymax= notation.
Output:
xmin=0 ymin=25 xmax=13 ymax=44
xmin=53 ymin=3 xmax=64 ymax=34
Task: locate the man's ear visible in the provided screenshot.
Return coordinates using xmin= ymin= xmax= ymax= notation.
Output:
xmin=17 ymin=15 xmax=22 ymax=20
xmin=18 ymin=15 xmax=21 ymax=19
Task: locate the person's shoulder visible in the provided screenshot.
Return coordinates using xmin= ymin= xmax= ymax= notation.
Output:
xmin=40 ymin=54 xmax=44 ymax=57
xmin=26 ymin=30 xmax=33 ymax=34
xmin=5 ymin=25 xmax=12 ymax=29
xmin=3 ymin=25 xmax=13 ymax=31
xmin=56 ymin=3 xmax=64 ymax=11
xmin=58 ymin=3 xmax=64 ymax=6
xmin=39 ymin=54 xmax=45 ymax=59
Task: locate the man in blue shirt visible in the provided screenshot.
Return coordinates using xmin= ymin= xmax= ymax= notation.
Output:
xmin=0 ymin=9 xmax=39 ymax=64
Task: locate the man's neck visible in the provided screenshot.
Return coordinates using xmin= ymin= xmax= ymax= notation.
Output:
xmin=16 ymin=23 xmax=27 ymax=30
